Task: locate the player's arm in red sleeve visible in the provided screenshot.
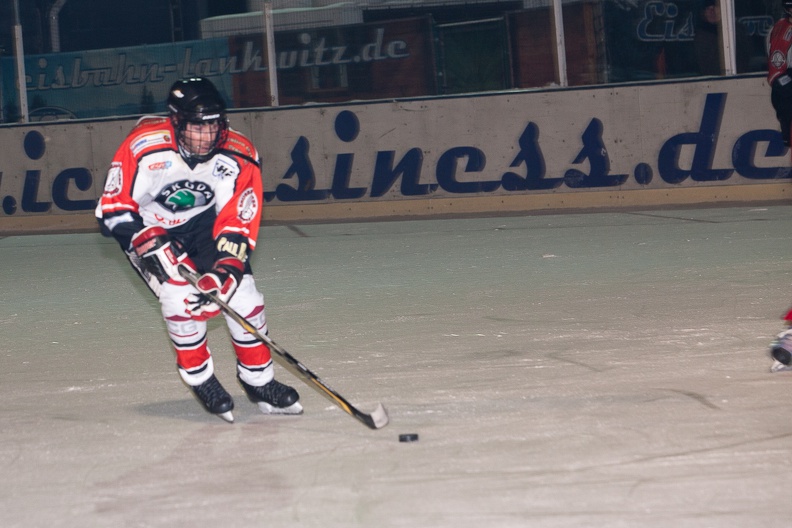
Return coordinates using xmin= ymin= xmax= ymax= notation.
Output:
xmin=95 ymin=131 xmax=146 ymax=250
xmin=212 ymin=142 xmax=263 ymax=264
xmin=768 ymin=20 xmax=792 ymax=84
xmin=768 ymin=20 xmax=792 ymax=147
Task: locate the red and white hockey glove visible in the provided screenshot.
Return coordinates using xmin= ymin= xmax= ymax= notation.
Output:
xmin=186 ymin=257 xmax=245 ymax=320
xmin=130 ymin=225 xmax=197 ymax=284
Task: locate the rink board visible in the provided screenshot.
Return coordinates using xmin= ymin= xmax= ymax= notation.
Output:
xmin=0 ymin=74 xmax=789 ymax=234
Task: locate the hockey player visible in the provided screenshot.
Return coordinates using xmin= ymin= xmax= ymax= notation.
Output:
xmin=767 ymin=0 xmax=792 ymax=148
xmin=96 ymin=77 xmax=301 ymax=421
xmin=771 ymin=303 xmax=792 ymax=371
xmin=767 ymin=2 xmax=792 ymax=371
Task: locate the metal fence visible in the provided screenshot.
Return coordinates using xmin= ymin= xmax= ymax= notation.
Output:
xmin=0 ymin=0 xmax=778 ymax=123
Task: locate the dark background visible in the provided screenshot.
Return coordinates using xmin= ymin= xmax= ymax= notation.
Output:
xmin=0 ymin=0 xmax=246 ymax=54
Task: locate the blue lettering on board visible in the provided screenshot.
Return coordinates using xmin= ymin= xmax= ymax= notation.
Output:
xmin=658 ymin=92 xmax=734 ymax=184
xmin=21 ymin=171 xmax=51 ymax=213
xmin=564 ymin=118 xmax=628 ymax=188
xmin=272 ymin=136 xmax=329 ymax=202
xmin=4 ymin=93 xmax=792 ymax=218
xmin=501 ymin=122 xmax=561 ymax=191
xmin=371 ymin=149 xmax=436 ymax=197
xmin=732 ymin=129 xmax=792 ymax=180
xmin=1 ymin=130 xmax=98 ymax=216
xmin=331 ymin=111 xmax=367 ymax=200
xmin=52 ymin=168 xmax=96 ymax=211
xmin=436 ymin=147 xmax=499 ymax=193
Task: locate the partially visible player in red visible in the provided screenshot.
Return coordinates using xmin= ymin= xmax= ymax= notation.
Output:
xmin=767 ymin=0 xmax=792 ymax=149
xmin=96 ymin=77 xmax=301 ymax=420
xmin=766 ymin=3 xmax=792 ymax=371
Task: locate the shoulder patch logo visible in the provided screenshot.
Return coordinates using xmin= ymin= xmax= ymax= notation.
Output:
xmin=237 ymin=188 xmax=258 ymax=223
xmin=772 ymin=50 xmax=787 ymax=70
xmin=156 ymin=180 xmax=215 ymax=212
xmin=103 ymin=162 xmax=123 ymax=196
xmin=213 ymin=158 xmax=239 ymax=179
xmin=131 ymin=131 xmax=172 ymax=156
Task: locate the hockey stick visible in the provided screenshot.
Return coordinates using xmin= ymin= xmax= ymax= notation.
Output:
xmin=179 ymin=266 xmax=389 ymax=430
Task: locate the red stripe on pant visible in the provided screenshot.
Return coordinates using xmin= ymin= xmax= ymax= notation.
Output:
xmin=233 ymin=342 xmax=272 ymax=368
xmin=175 ymin=342 xmax=211 ymax=371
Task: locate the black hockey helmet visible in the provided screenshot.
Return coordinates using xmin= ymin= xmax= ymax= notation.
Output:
xmin=784 ymin=0 xmax=792 ymax=16
xmin=167 ymin=77 xmax=228 ymax=162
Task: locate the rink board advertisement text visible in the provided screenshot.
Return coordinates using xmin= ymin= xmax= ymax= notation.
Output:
xmin=0 ymin=76 xmax=787 ymax=231
xmin=0 ymin=17 xmax=434 ymax=119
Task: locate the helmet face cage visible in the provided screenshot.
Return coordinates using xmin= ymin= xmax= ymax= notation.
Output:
xmin=167 ymin=78 xmax=229 ymax=162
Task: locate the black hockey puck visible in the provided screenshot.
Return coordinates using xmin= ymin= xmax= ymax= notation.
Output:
xmin=399 ymin=433 xmax=419 ymax=443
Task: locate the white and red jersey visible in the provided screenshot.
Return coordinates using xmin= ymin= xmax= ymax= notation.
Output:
xmin=96 ymin=116 xmax=262 ymax=261
xmin=767 ymin=17 xmax=792 ymax=85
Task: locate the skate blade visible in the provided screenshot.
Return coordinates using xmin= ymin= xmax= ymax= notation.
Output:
xmin=218 ymin=410 xmax=235 ymax=423
xmin=256 ymin=401 xmax=304 ymax=415
xmin=771 ymin=361 xmax=792 ymax=373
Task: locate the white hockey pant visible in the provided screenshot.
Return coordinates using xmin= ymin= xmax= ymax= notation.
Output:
xmin=158 ymin=275 xmax=274 ymax=387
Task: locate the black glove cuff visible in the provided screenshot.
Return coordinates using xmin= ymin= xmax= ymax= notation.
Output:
xmin=214 ymin=257 xmax=245 ymax=284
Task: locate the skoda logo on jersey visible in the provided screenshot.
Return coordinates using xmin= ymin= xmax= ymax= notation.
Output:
xmin=157 ymin=180 xmax=214 ymax=212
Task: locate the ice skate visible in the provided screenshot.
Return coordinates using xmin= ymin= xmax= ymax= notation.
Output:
xmin=238 ymin=376 xmax=303 ymax=415
xmin=191 ymin=374 xmax=235 ymax=422
xmin=770 ymin=329 xmax=792 ymax=373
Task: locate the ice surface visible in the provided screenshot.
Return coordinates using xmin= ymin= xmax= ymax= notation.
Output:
xmin=2 ymin=206 xmax=792 ymax=527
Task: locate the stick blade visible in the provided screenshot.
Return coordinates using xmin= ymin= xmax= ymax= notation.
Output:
xmin=364 ymin=402 xmax=389 ymax=429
